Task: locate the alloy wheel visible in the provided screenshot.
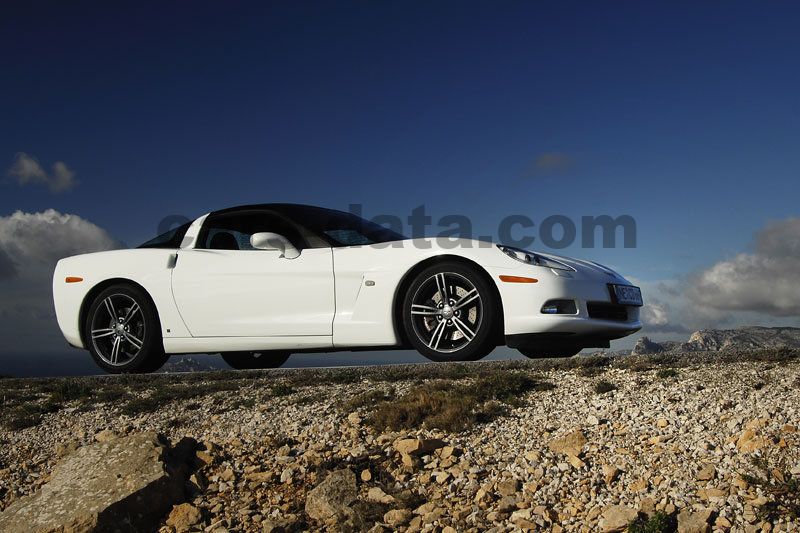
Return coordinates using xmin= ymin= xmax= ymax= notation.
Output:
xmin=90 ymin=293 xmax=146 ymax=366
xmin=409 ymin=271 xmax=483 ymax=353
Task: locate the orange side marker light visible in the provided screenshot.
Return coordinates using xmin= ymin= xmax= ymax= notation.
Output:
xmin=65 ymin=277 xmax=84 ymax=283
xmin=499 ymin=275 xmax=538 ymax=283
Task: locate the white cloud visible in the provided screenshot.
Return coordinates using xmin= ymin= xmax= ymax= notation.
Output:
xmin=7 ymin=152 xmax=77 ymax=193
xmin=640 ymin=297 xmax=670 ymax=327
xmin=627 ymin=278 xmax=691 ymax=335
xmin=0 ymin=210 xmax=119 ymax=355
xmin=687 ymin=217 xmax=800 ymax=317
xmin=0 ymin=209 xmax=118 ymax=281
xmin=626 ymin=217 xmax=800 ymax=342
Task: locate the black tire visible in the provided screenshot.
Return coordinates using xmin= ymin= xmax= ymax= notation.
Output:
xmin=518 ymin=348 xmax=582 ymax=359
xmin=402 ymin=261 xmax=498 ymax=362
xmin=84 ymin=284 xmax=166 ymax=374
xmin=222 ymin=351 xmax=290 ymax=369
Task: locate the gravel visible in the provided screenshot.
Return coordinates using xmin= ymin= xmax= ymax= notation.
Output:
xmin=0 ymin=350 xmax=798 ymax=532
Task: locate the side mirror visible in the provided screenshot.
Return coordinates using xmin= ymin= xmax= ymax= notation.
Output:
xmin=250 ymin=232 xmax=300 ymax=259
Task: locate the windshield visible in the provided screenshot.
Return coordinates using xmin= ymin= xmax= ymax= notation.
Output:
xmin=295 ymin=207 xmax=407 ymax=247
xmin=137 ymin=222 xmax=192 ymax=249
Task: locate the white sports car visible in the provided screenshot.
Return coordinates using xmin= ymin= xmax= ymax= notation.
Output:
xmin=53 ymin=204 xmax=642 ymax=373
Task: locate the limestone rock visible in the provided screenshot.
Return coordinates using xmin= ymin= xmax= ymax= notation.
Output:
xmin=383 ymin=509 xmax=412 ymax=526
xmin=736 ymin=429 xmax=769 ymax=452
xmin=93 ymin=429 xmax=118 ymax=442
xmin=600 ymin=505 xmax=639 ymax=532
xmin=496 ymin=478 xmax=520 ymax=497
xmin=393 ymin=438 xmax=446 ymax=456
xmin=304 ymin=468 xmax=357 ymax=521
xmin=166 ymin=503 xmax=202 ymax=532
xmin=696 ymin=464 xmax=716 ymax=482
xmin=629 ymin=478 xmax=649 ymax=492
xmin=0 ymin=432 xmax=195 ymax=533
xmin=548 ymin=429 xmax=587 ymax=458
xmin=602 ymin=464 xmax=620 ymax=484
xmin=677 ymin=508 xmax=714 ymax=533
xmin=367 ymin=487 xmax=395 ymax=504
xmin=262 ymin=515 xmax=298 ymax=533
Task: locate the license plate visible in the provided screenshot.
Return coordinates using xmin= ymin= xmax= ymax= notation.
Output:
xmin=610 ymin=284 xmax=643 ymax=306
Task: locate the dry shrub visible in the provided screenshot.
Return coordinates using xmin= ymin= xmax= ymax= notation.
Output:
xmin=369 ymin=371 xmax=553 ymax=432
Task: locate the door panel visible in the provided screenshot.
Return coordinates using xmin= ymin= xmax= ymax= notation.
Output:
xmin=171 ymin=247 xmax=334 ymax=337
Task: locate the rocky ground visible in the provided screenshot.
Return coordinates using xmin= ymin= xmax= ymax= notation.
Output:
xmin=0 ymin=349 xmax=798 ymax=532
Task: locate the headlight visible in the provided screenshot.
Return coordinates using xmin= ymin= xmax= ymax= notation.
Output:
xmin=496 ymin=245 xmax=575 ymax=271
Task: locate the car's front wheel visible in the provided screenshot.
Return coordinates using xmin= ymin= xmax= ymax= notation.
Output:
xmin=402 ymin=262 xmax=498 ymax=362
xmin=85 ymin=284 xmax=168 ymax=374
xmin=221 ymin=351 xmax=290 ymax=369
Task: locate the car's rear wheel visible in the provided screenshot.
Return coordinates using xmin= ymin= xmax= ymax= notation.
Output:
xmin=402 ymin=262 xmax=497 ymax=362
xmin=221 ymin=351 xmax=290 ymax=369
xmin=518 ymin=347 xmax=582 ymax=359
xmin=85 ymin=284 xmax=167 ymax=374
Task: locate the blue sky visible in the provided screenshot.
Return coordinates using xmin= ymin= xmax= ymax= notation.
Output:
xmin=1 ymin=2 xmax=799 ymax=373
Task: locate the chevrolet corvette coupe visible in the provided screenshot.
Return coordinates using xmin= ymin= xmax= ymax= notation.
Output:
xmin=53 ymin=204 xmax=643 ymax=373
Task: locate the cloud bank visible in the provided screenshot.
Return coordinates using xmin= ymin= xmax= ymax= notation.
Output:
xmin=7 ymin=153 xmax=77 ymax=193
xmin=687 ymin=217 xmax=800 ymax=317
xmin=0 ymin=210 xmax=119 ymax=355
xmin=638 ymin=296 xmax=690 ymax=334
xmin=635 ymin=217 xmax=800 ymax=338
xmin=0 ymin=209 xmax=118 ymax=280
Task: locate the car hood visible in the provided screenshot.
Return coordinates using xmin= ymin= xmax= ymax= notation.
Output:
xmin=535 ymin=251 xmax=634 ymax=284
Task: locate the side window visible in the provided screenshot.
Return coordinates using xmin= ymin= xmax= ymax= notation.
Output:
xmin=198 ymin=211 xmax=306 ymax=250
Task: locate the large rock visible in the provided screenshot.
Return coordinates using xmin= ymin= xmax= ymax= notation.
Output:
xmin=0 ymin=432 xmax=196 ymax=533
xmin=677 ymin=508 xmax=714 ymax=533
xmin=736 ymin=429 xmax=770 ymax=452
xmin=599 ymin=505 xmax=639 ymax=532
xmin=304 ymin=468 xmax=357 ymax=521
xmin=393 ymin=438 xmax=446 ymax=456
xmin=548 ymin=429 xmax=587 ymax=458
xmin=165 ymin=503 xmax=202 ymax=532
xmin=383 ymin=509 xmax=413 ymax=527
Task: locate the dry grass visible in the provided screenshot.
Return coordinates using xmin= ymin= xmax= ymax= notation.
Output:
xmin=656 ymin=368 xmax=680 ymax=380
xmin=339 ymin=387 xmax=396 ymax=412
xmin=1 ymin=348 xmax=796 ymax=430
xmin=741 ymin=455 xmax=800 ymax=521
xmin=594 ymin=379 xmax=617 ymax=394
xmin=368 ymin=371 xmax=554 ymax=432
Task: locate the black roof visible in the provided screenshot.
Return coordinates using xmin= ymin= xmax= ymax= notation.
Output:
xmin=211 ymin=203 xmax=348 ymax=218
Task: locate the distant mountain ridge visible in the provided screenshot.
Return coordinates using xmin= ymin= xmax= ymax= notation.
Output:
xmin=632 ymin=326 xmax=800 ymax=355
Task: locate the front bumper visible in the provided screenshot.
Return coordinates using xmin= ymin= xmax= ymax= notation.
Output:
xmin=489 ymin=264 xmax=642 ymax=347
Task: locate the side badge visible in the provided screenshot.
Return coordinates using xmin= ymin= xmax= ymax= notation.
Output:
xmin=365 ymin=280 xmax=375 ymax=286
